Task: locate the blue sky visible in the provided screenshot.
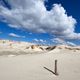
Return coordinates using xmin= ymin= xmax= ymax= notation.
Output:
xmin=0 ymin=0 xmax=80 ymax=45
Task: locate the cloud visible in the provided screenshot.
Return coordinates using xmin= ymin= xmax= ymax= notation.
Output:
xmin=33 ymin=38 xmax=46 ymax=45
xmin=34 ymin=38 xmax=46 ymax=42
xmin=9 ymin=33 xmax=25 ymax=38
xmin=66 ymin=41 xmax=76 ymax=46
xmin=52 ymin=38 xmax=76 ymax=46
xmin=52 ymin=38 xmax=65 ymax=44
xmin=29 ymin=32 xmax=32 ymax=35
xmin=0 ymin=0 xmax=80 ymax=39
xmin=34 ymin=38 xmax=39 ymax=42
xmin=0 ymin=32 xmax=2 ymax=34
xmin=39 ymin=39 xmax=46 ymax=43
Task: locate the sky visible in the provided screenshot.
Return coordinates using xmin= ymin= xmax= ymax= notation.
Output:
xmin=0 ymin=0 xmax=80 ymax=46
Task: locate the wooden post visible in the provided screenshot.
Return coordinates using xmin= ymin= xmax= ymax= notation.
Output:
xmin=54 ymin=60 xmax=58 ymax=75
xmin=44 ymin=59 xmax=59 ymax=76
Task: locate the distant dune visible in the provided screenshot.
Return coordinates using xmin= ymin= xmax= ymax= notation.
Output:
xmin=0 ymin=39 xmax=80 ymax=55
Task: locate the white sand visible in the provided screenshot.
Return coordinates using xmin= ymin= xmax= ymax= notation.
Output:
xmin=0 ymin=40 xmax=80 ymax=80
xmin=0 ymin=49 xmax=80 ymax=80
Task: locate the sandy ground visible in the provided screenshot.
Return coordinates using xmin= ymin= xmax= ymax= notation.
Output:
xmin=0 ymin=49 xmax=80 ymax=80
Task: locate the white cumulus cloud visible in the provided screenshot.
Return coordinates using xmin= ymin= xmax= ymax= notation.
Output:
xmin=34 ymin=38 xmax=39 ymax=42
xmin=52 ymin=38 xmax=76 ymax=46
xmin=0 ymin=0 xmax=80 ymax=39
xmin=33 ymin=38 xmax=46 ymax=45
xmin=9 ymin=33 xmax=25 ymax=38
xmin=34 ymin=38 xmax=46 ymax=43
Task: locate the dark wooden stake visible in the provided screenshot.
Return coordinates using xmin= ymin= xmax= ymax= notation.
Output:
xmin=54 ymin=60 xmax=58 ymax=75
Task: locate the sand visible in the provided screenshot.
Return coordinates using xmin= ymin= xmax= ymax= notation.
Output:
xmin=0 ymin=40 xmax=80 ymax=80
xmin=0 ymin=49 xmax=80 ymax=80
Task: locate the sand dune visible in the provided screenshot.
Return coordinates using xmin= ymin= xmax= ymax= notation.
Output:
xmin=0 ymin=40 xmax=80 ymax=80
xmin=0 ymin=40 xmax=80 ymax=53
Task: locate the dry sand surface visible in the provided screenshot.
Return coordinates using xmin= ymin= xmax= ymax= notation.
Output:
xmin=0 ymin=40 xmax=80 ymax=80
xmin=0 ymin=49 xmax=80 ymax=80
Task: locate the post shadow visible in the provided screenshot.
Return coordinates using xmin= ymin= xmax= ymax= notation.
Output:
xmin=43 ymin=60 xmax=59 ymax=76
